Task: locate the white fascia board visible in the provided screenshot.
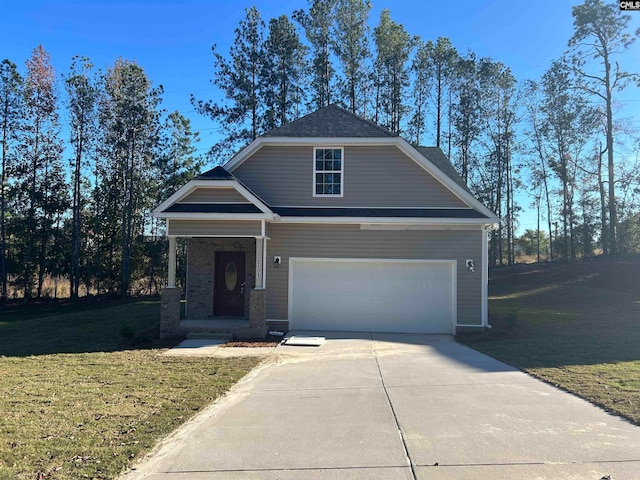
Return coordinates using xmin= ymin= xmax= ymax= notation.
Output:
xmin=154 ymin=212 xmax=272 ymax=220
xmin=277 ymin=216 xmax=495 ymax=225
xmin=152 ymin=179 xmax=272 ymax=218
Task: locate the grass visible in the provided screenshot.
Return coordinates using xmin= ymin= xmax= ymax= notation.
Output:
xmin=460 ymin=257 xmax=640 ymax=425
xmin=0 ymin=298 xmax=261 ymax=480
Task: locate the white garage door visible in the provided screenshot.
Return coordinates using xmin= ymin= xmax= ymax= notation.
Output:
xmin=289 ymin=258 xmax=456 ymax=334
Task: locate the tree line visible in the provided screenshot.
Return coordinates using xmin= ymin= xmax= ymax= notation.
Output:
xmin=0 ymin=49 xmax=202 ymax=302
xmin=193 ymin=0 xmax=640 ymax=265
xmin=1 ymin=0 xmax=639 ymax=301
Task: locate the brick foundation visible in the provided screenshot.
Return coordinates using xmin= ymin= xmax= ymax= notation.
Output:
xmin=248 ymin=288 xmax=267 ymax=337
xmin=160 ymin=287 xmax=182 ymax=338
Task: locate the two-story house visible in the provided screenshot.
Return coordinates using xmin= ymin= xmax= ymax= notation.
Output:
xmin=154 ymin=105 xmax=499 ymax=338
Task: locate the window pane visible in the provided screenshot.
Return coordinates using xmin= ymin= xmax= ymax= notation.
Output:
xmin=316 ymin=173 xmax=322 ymax=184
xmin=334 ymin=184 xmax=341 ymax=195
xmin=325 ymin=173 xmax=333 ymax=184
xmin=316 ymin=184 xmax=323 ymax=195
xmin=316 ymin=150 xmax=323 ymax=160
xmin=333 ymin=160 xmax=341 ymax=171
xmin=324 ymin=149 xmax=332 ymax=160
xmin=333 ymin=149 xmax=341 ymax=160
xmin=315 ymin=160 xmax=323 ymax=171
xmin=321 ymin=160 xmax=329 ymax=170
xmin=334 ymin=173 xmax=341 ymax=184
xmin=324 ymin=184 xmax=333 ymax=194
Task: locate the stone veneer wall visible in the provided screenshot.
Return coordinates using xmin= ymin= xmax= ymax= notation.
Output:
xmin=186 ymin=238 xmax=256 ymax=319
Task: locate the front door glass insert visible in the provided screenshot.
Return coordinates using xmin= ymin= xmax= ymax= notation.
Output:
xmin=224 ymin=261 xmax=238 ymax=292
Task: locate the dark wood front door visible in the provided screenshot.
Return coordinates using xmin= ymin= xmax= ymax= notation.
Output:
xmin=214 ymin=252 xmax=246 ymax=316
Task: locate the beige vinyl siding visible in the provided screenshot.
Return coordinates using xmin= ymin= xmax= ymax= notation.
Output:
xmin=178 ymin=187 xmax=248 ymax=204
xmin=265 ymin=223 xmax=482 ymax=325
xmin=232 ymin=145 xmax=467 ymax=208
xmin=168 ymin=219 xmax=262 ymax=236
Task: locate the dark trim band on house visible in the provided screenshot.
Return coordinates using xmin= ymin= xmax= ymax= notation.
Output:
xmin=271 ymin=207 xmax=488 ymax=218
xmin=163 ymin=203 xmax=263 ymax=214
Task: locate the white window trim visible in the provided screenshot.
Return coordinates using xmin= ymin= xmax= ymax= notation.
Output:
xmin=312 ymin=147 xmax=344 ymax=198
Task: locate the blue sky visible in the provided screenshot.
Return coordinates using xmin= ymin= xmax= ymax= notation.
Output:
xmin=2 ymin=1 xmax=640 ymax=233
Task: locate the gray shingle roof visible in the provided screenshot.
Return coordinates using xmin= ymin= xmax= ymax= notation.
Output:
xmin=195 ymin=165 xmax=234 ymax=180
xmin=414 ymin=146 xmax=471 ymax=195
xmin=163 ymin=203 xmax=262 ymax=214
xmin=262 ymin=104 xmax=397 ymax=138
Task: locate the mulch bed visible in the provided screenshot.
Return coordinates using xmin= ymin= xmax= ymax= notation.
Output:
xmin=222 ymin=334 xmax=284 ymax=348
xmin=222 ymin=341 xmax=280 ymax=348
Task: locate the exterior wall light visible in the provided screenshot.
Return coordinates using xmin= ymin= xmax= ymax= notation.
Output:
xmin=466 ymin=259 xmax=475 ymax=273
xmin=274 ymin=256 xmax=281 ymax=268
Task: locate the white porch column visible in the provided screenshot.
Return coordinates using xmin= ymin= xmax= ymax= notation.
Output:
xmin=168 ymin=235 xmax=177 ymax=288
xmin=255 ymin=237 xmax=264 ymax=289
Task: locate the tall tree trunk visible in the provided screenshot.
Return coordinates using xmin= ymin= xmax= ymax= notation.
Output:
xmin=436 ymin=68 xmax=442 ymax=148
xmin=447 ymin=89 xmax=453 ymax=159
xmin=604 ymin=55 xmax=617 ymax=255
xmin=37 ymin=161 xmax=50 ymax=298
xmin=536 ymin=196 xmax=541 ymax=263
xmin=0 ymin=102 xmax=8 ymax=303
xmin=70 ymin=129 xmax=83 ymax=299
xmin=24 ymin=121 xmax=40 ymax=302
xmin=598 ymin=146 xmax=609 ymax=255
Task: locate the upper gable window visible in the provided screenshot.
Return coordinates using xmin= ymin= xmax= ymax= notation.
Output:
xmin=314 ymin=147 xmax=343 ymax=197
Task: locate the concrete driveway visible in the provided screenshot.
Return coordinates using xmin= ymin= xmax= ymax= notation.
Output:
xmin=124 ymin=333 xmax=640 ymax=479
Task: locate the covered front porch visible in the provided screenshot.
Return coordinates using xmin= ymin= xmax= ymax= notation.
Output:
xmin=160 ymin=233 xmax=268 ymax=339
xmin=152 ymin=165 xmax=275 ymax=340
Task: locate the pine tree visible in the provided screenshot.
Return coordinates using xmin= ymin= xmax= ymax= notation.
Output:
xmin=262 ymin=14 xmax=307 ymax=131
xmin=294 ymin=0 xmax=336 ymax=109
xmin=191 ymin=7 xmax=266 ymax=162
xmin=0 ymin=59 xmax=23 ymax=302
xmin=373 ymin=9 xmax=416 ymax=134
xmin=65 ymin=56 xmax=98 ymax=299
xmin=14 ymin=45 xmax=66 ymax=299
xmin=97 ymin=59 xmax=162 ymax=297
xmin=568 ymin=0 xmax=640 ymax=255
xmin=332 ymin=0 xmax=371 ymax=114
xmin=451 ymin=51 xmax=481 ymax=183
xmin=426 ymin=38 xmax=458 ymax=149
xmin=409 ymin=40 xmax=430 ymax=145
xmin=540 ymin=58 xmax=598 ymax=261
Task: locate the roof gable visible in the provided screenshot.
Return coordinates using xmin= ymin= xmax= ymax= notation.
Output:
xmin=262 ymin=104 xmax=397 ymax=138
xmin=152 ymin=166 xmax=273 ymax=219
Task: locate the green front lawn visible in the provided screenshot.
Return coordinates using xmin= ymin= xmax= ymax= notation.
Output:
xmin=461 ymin=258 xmax=640 ymax=425
xmin=0 ymin=299 xmax=261 ymax=480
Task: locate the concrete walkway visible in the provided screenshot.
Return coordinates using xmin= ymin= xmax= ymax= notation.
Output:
xmin=124 ymin=333 xmax=640 ymax=479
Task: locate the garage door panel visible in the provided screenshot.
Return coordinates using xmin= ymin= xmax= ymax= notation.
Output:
xmin=289 ymin=259 xmax=455 ymax=334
